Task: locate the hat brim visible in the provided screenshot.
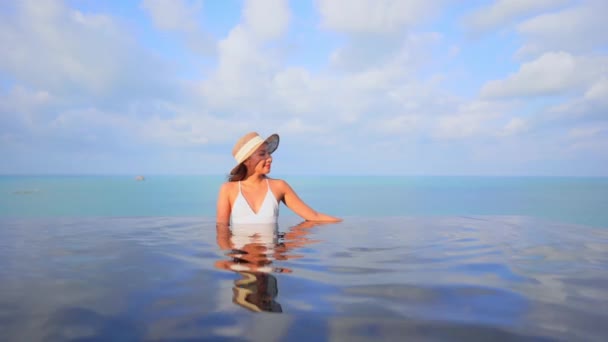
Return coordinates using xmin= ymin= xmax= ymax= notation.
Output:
xmin=230 ymin=134 xmax=279 ymax=175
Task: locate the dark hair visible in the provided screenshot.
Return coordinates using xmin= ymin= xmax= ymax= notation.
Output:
xmin=228 ymin=163 xmax=248 ymax=182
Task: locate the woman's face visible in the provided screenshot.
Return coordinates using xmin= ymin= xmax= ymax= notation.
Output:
xmin=246 ymin=143 xmax=272 ymax=175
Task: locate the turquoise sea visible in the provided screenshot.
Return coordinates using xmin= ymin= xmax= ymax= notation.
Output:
xmin=2 ymin=175 xmax=608 ymax=227
xmin=1 ymin=175 xmax=608 ymax=341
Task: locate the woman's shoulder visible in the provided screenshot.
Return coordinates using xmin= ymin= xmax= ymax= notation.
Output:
xmin=219 ymin=181 xmax=238 ymax=192
xmin=267 ymin=178 xmax=288 ymax=187
xmin=267 ymin=178 xmax=292 ymax=195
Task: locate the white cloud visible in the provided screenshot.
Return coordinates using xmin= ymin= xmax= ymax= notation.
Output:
xmin=316 ymin=0 xmax=442 ymax=34
xmin=544 ymin=77 xmax=608 ymax=121
xmin=199 ymin=26 xmax=279 ymax=114
xmin=0 ymin=85 xmax=58 ymax=137
xmin=464 ymin=0 xmax=569 ymax=33
xmin=1 ymin=0 xmax=606 ymax=175
xmin=584 ymin=78 xmax=608 ymax=104
xmin=181 ymin=1 xmax=451 ymax=147
xmin=279 ymin=118 xmax=327 ymax=134
xmin=499 ymin=117 xmax=529 ymax=136
xmin=197 ymin=20 xmax=453 ymax=149
xmin=481 ymin=52 xmax=605 ymax=98
xmin=41 ymin=102 xmax=243 ymax=149
xmin=139 ymin=112 xmax=247 ymax=147
xmin=243 ymin=0 xmax=290 ymax=41
xmin=375 ymin=115 xmax=420 ymax=135
xmin=0 ymin=0 xmax=171 ymax=99
xmin=272 ymin=68 xmax=316 ymax=114
xmin=566 ymin=122 xmax=608 ymax=156
xmin=0 ymin=86 xmax=55 ymax=137
xmin=433 ymin=101 xmax=505 ymax=140
xmin=566 ymin=138 xmax=608 ymax=156
xmin=140 ymin=0 xmax=214 ymax=55
xmin=568 ymin=124 xmax=607 ymax=139
xmin=329 ymin=31 xmax=442 ymax=72
xmin=197 ymin=0 xmax=290 ymax=112
xmin=0 ymin=85 xmax=53 ymax=115
xmin=50 ymin=107 xmax=131 ymax=133
xmin=516 ymin=0 xmax=608 ymax=57
xmin=140 ymin=0 xmax=203 ymax=32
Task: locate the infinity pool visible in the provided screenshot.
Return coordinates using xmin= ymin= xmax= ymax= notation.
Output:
xmin=1 ymin=216 xmax=607 ymax=341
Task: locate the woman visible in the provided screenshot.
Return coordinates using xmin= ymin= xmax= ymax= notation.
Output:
xmin=216 ymin=132 xmax=341 ymax=225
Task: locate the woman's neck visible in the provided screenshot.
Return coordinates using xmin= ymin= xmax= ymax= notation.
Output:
xmin=242 ymin=174 xmax=266 ymax=185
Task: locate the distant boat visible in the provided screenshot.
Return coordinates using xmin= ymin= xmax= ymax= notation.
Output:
xmin=12 ymin=189 xmax=40 ymax=195
xmin=135 ymin=175 xmax=145 ymax=181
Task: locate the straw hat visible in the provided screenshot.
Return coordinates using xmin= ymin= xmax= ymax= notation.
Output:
xmin=231 ymin=132 xmax=279 ymax=173
xmin=232 ymin=272 xmax=282 ymax=313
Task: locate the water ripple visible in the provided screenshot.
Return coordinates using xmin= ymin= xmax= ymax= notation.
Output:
xmin=0 ymin=216 xmax=607 ymax=341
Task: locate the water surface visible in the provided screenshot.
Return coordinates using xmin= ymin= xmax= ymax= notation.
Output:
xmin=1 ymin=216 xmax=607 ymax=341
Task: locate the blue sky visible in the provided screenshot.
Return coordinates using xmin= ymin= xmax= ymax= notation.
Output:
xmin=1 ymin=0 xmax=607 ymax=176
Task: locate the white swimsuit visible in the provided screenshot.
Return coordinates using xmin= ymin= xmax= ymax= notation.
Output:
xmin=230 ymin=179 xmax=280 ymax=265
xmin=231 ymin=179 xmax=279 ymax=225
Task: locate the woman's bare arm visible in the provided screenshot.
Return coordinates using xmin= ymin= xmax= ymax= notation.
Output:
xmin=216 ymin=183 xmax=231 ymax=225
xmin=279 ymin=180 xmax=341 ymax=222
xmin=215 ymin=223 xmax=232 ymax=250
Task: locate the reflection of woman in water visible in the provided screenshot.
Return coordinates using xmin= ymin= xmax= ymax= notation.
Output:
xmin=216 ymin=132 xmax=341 ymax=225
xmin=215 ymin=221 xmax=326 ymax=313
xmin=232 ymin=271 xmax=282 ymax=312
xmin=216 ymin=229 xmax=284 ymax=312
